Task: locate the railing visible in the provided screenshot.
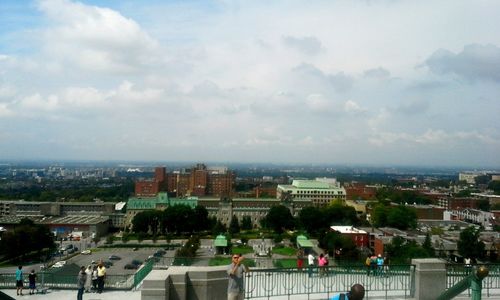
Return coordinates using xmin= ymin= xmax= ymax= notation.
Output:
xmin=446 ymin=263 xmax=500 ymax=298
xmin=244 ymin=264 xmax=415 ymax=299
xmin=0 ymin=272 xmax=132 ymax=289
xmin=134 ymin=259 xmax=154 ymax=288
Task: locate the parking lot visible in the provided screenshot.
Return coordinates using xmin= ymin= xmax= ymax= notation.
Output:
xmin=61 ymin=247 xmax=171 ymax=275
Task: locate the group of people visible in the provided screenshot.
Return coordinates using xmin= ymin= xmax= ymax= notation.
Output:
xmin=365 ymin=254 xmax=385 ymax=276
xmin=77 ymin=261 xmax=107 ymax=299
xmin=296 ymin=250 xmax=330 ymax=277
xmin=15 ymin=266 xmax=37 ymax=296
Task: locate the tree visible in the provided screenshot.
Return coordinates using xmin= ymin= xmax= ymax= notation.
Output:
xmin=488 ymin=180 xmax=500 ymax=195
xmin=325 ymin=202 xmax=359 ymax=226
xmin=475 ymin=175 xmax=490 ymax=185
xmin=298 ymin=206 xmax=325 ymax=235
xmin=212 ymin=220 xmax=227 ymax=235
xmin=163 ymin=204 xmax=195 ymax=234
xmin=457 ymin=227 xmax=485 ymax=260
xmin=229 ymin=215 xmax=240 ymax=234
xmin=371 ymin=204 xmax=389 ymax=227
xmin=241 ymin=216 xmax=253 ymax=230
xmin=387 ymin=206 xmax=417 ymax=230
xmin=261 ymin=205 xmax=294 ymax=234
xmin=0 ymin=218 xmax=55 ymax=261
xmin=422 ymin=233 xmax=434 ymax=257
xmin=193 ymin=205 xmax=209 ymax=231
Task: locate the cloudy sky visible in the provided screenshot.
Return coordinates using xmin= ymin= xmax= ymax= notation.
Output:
xmin=0 ymin=0 xmax=499 ymax=167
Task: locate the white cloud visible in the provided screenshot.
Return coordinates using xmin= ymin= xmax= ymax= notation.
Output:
xmin=282 ymin=35 xmax=323 ymax=55
xmin=0 ymin=0 xmax=499 ymax=166
xmin=38 ymin=0 xmax=160 ymax=74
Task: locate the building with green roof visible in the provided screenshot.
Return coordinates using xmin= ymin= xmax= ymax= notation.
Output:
xmin=277 ymin=178 xmax=346 ymax=207
xmin=125 ymin=192 xmax=198 ymax=228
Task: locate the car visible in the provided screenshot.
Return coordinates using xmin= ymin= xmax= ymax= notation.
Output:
xmin=81 ymin=250 xmax=91 ymax=255
xmin=132 ymin=247 xmax=138 ymax=251
xmin=109 ymin=255 xmax=121 ymax=260
xmin=52 ymin=261 xmax=66 ymax=268
xmin=131 ymin=259 xmax=142 ymax=266
xmin=124 ymin=263 xmax=138 ymax=270
xmin=103 ymin=261 xmax=113 ymax=268
xmin=153 ymin=250 xmax=166 ymax=257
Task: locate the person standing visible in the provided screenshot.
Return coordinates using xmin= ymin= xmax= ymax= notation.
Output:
xmin=296 ymin=249 xmax=304 ymax=270
xmin=376 ymin=255 xmax=384 ymax=276
xmin=28 ymin=269 xmax=37 ymax=295
xmin=227 ymin=253 xmax=249 ymax=300
xmin=84 ymin=265 xmax=92 ymax=292
xmin=330 ymin=283 xmax=365 ymax=300
xmin=96 ymin=262 xmax=106 ymax=293
xmin=15 ymin=266 xmax=24 ymax=296
xmin=365 ymin=255 xmax=371 ymax=276
xmin=318 ymin=253 xmax=326 ymax=276
xmin=91 ymin=265 xmax=98 ymax=292
xmin=77 ymin=266 xmax=87 ymax=300
xmin=307 ymin=253 xmax=315 ymax=277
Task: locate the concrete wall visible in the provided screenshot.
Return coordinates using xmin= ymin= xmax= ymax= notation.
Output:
xmin=411 ymin=258 xmax=446 ymax=300
xmin=142 ymin=266 xmax=227 ymax=300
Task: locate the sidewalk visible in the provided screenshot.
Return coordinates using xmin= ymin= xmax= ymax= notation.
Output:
xmin=0 ymin=289 xmax=141 ymax=300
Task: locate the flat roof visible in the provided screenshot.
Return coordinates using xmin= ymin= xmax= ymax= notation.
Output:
xmin=330 ymin=226 xmax=367 ymax=234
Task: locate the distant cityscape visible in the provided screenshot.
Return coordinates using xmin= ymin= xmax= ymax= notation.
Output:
xmin=0 ymin=160 xmax=499 ymax=263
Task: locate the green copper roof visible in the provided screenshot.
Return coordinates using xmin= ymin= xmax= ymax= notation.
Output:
xmin=214 ymin=234 xmax=228 ymax=247
xmin=296 ymin=234 xmax=314 ymax=247
xmin=292 ymin=180 xmax=331 ymax=189
xmin=126 ymin=193 xmax=199 ymax=210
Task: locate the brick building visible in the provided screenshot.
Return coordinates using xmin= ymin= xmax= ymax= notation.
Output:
xmin=344 ymin=182 xmax=377 ymax=200
xmin=135 ymin=167 xmax=167 ymax=196
xmin=135 ymin=164 xmax=235 ymax=197
xmin=330 ymin=226 xmax=369 ymax=248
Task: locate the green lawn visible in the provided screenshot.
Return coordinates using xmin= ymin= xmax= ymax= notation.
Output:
xmin=273 ymin=259 xmax=297 ymax=268
xmin=272 ymin=246 xmax=297 ymax=256
xmin=209 ymin=257 xmax=256 ymax=267
xmin=209 ymin=257 xmax=231 ymax=266
xmin=231 ymin=246 xmax=254 ymax=255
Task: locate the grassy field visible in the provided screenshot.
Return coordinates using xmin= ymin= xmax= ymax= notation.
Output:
xmin=209 ymin=256 xmax=256 ymax=267
xmin=231 ymin=246 xmax=254 ymax=255
xmin=273 ymin=258 xmax=297 ymax=268
xmin=272 ymin=246 xmax=297 ymax=256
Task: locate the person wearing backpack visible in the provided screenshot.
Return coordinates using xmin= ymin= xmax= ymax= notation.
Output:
xmin=330 ymin=284 xmax=365 ymax=300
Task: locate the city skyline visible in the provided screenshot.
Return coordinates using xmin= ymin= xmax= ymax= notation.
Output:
xmin=0 ymin=0 xmax=499 ymax=168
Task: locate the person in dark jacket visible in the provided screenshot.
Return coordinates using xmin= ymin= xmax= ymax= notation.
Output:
xmin=77 ymin=266 xmax=87 ymax=300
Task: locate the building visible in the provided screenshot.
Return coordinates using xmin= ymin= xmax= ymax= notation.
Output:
xmin=451 ymin=208 xmax=494 ymax=228
xmin=437 ymin=197 xmax=481 ymax=210
xmin=0 ymin=200 xmax=116 ymax=217
xmin=198 ymin=197 xmax=312 ymax=227
xmin=135 ymin=167 xmax=167 ymax=196
xmin=124 ymin=192 xmax=198 ymax=229
xmin=276 ymin=178 xmax=346 ymax=207
xmin=135 ymin=164 xmax=235 ymax=198
xmin=344 ymin=182 xmax=377 ymax=200
xmin=458 ymin=172 xmax=480 ymax=184
xmin=330 ymin=226 xmax=369 ymax=248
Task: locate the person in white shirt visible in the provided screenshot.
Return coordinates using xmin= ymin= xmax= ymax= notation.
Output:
xmin=307 ymin=253 xmax=315 ymax=277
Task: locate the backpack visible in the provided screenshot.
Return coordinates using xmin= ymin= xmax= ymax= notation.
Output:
xmin=365 ymin=257 xmax=371 ymax=266
xmin=339 ymin=293 xmax=346 ymax=300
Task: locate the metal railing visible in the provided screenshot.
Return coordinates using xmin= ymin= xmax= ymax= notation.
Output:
xmin=0 ymin=272 xmax=133 ymax=290
xmin=244 ymin=264 xmax=415 ymax=299
xmin=446 ymin=263 xmax=500 ymax=298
